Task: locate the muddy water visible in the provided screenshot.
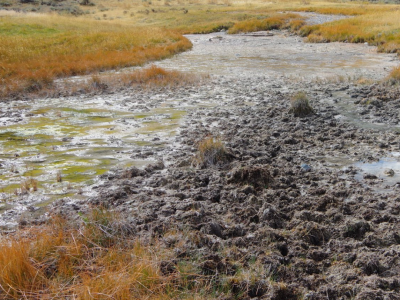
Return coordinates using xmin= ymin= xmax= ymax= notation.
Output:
xmin=1 ymin=30 xmax=399 ymax=229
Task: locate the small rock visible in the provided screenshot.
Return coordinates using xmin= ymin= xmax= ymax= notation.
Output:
xmin=364 ymin=174 xmax=378 ymax=180
xmin=384 ymin=168 xmax=395 ymax=177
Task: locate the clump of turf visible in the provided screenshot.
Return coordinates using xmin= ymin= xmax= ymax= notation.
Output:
xmin=193 ymin=136 xmax=234 ymax=168
xmin=289 ymin=92 xmax=314 ymax=117
xmin=227 ymin=164 xmax=273 ymax=189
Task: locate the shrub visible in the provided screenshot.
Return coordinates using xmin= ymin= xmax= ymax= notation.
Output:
xmin=289 ymin=92 xmax=314 ymax=117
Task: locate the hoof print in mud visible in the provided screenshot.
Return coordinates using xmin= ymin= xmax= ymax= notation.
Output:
xmin=227 ymin=164 xmax=273 ymax=189
xmin=120 ymin=166 xmax=147 ymax=179
xmin=343 ymin=219 xmax=371 ymax=240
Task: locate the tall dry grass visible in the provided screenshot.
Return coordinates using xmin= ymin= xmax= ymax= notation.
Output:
xmin=0 ymin=13 xmax=191 ymax=98
xmin=298 ymin=8 xmax=400 ymax=54
xmin=0 ymin=210 xmax=199 ymax=299
xmin=227 ymin=13 xmax=303 ymax=33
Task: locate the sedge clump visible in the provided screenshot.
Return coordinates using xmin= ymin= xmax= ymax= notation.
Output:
xmin=289 ymin=92 xmax=314 ymax=117
xmin=193 ymin=136 xmax=233 ymax=168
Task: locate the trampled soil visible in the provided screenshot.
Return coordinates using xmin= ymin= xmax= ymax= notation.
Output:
xmin=47 ymin=76 xmax=400 ymax=299
xmin=3 ymin=16 xmax=400 ymax=299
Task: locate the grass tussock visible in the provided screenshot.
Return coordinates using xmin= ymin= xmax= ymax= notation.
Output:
xmin=387 ymin=66 xmax=400 ymax=84
xmin=289 ymin=91 xmax=314 ymax=117
xmin=0 ymin=14 xmax=191 ymax=98
xmin=193 ymin=136 xmax=233 ymax=168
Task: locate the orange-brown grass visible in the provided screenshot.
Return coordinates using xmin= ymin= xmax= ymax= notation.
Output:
xmin=227 ymin=13 xmax=302 ymax=34
xmin=388 ymin=66 xmax=400 ymax=83
xmin=0 ymin=210 xmax=207 ymax=299
xmin=193 ymin=136 xmax=233 ymax=168
xmin=0 ymin=14 xmax=192 ymax=99
xmin=299 ymin=10 xmax=400 ymax=53
xmin=55 ymin=66 xmax=202 ymax=97
xmin=295 ymin=6 xmax=375 ymax=16
xmin=121 ymin=65 xmax=200 ymax=87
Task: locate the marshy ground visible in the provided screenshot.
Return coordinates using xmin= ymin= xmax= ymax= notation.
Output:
xmin=1 ymin=1 xmax=400 ymax=299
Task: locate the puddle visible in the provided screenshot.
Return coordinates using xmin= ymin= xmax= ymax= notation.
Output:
xmin=354 ymin=158 xmax=400 ymax=186
xmin=324 ymin=91 xmax=400 ymax=132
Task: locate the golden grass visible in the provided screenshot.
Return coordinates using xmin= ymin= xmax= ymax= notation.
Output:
xmin=119 ymin=65 xmax=201 ymax=87
xmin=227 ymin=13 xmax=303 ymax=33
xmin=0 ymin=13 xmax=191 ymax=98
xmin=59 ymin=65 xmax=202 ymax=96
xmin=0 ymin=210 xmax=199 ymax=299
xmin=388 ymin=66 xmax=400 ymax=83
xmin=192 ymin=136 xmax=233 ymax=168
xmin=300 ymin=11 xmax=400 ymax=51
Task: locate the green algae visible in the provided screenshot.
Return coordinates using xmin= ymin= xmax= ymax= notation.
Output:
xmin=135 ymin=140 xmax=153 ymax=147
xmin=23 ymin=169 xmax=44 ymax=178
xmin=137 ymin=121 xmax=179 ymax=133
xmin=0 ymin=102 xmax=187 ymax=209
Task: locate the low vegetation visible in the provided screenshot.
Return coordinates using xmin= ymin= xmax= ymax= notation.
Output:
xmin=301 ymin=10 xmax=400 ymax=54
xmin=0 ymin=210 xmax=172 ymax=299
xmin=0 ymin=208 xmax=274 ymax=299
xmin=289 ymin=91 xmax=314 ymax=117
xmin=227 ymin=13 xmax=303 ymax=34
xmin=193 ymin=136 xmax=233 ymax=168
xmin=88 ymin=65 xmax=201 ymax=90
xmin=0 ymin=13 xmax=191 ymax=98
xmin=388 ymin=66 xmax=400 ymax=84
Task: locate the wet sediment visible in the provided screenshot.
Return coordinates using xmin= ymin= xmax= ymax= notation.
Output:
xmin=47 ymin=75 xmax=400 ymax=299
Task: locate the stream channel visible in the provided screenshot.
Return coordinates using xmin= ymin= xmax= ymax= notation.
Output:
xmin=0 ymin=22 xmax=399 ymax=230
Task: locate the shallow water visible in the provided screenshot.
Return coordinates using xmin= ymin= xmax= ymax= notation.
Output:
xmin=354 ymin=158 xmax=400 ymax=186
xmin=0 ymin=95 xmax=187 ymax=228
